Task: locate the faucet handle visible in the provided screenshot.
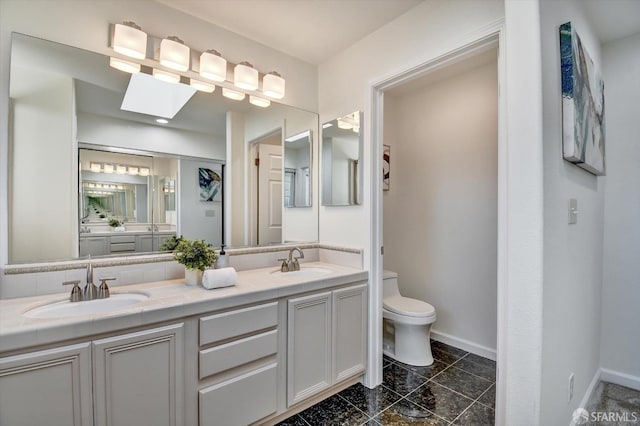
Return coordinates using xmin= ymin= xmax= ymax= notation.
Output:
xmin=97 ymin=277 xmax=116 ymax=299
xmin=63 ymin=280 xmax=82 ymax=302
xmin=277 ymin=258 xmax=289 ymax=272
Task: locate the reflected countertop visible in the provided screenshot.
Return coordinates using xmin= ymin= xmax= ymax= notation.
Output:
xmin=0 ymin=262 xmax=368 ymax=354
xmin=80 ymin=230 xmax=176 ymax=237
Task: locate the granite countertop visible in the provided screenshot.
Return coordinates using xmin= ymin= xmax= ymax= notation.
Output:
xmin=0 ymin=262 xmax=368 ymax=353
xmin=80 ymin=230 xmax=176 ymax=237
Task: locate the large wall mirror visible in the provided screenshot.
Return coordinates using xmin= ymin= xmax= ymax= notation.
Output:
xmin=321 ymin=111 xmax=363 ymax=206
xmin=8 ymin=33 xmax=319 ymax=264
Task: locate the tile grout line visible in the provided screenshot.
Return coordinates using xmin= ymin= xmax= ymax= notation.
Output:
xmin=450 ymin=381 xmax=497 ymax=424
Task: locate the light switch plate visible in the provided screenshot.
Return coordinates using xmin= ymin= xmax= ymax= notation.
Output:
xmin=569 ymin=199 xmax=578 ymax=224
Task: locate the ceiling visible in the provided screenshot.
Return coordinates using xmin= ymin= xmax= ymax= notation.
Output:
xmin=582 ymin=0 xmax=640 ymax=43
xmin=155 ymin=0 xmax=424 ymax=64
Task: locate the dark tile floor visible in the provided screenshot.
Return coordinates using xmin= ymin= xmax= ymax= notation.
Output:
xmin=583 ymin=381 xmax=640 ymax=426
xmin=277 ymin=340 xmax=496 ymax=426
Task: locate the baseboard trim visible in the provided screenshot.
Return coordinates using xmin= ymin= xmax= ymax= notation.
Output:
xmin=570 ymin=368 xmax=602 ymax=426
xmin=430 ymin=330 xmax=496 ymax=361
xmin=601 ymin=368 xmax=640 ymax=391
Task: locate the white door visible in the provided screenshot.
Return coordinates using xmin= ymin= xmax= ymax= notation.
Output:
xmin=258 ymin=143 xmax=282 ymax=245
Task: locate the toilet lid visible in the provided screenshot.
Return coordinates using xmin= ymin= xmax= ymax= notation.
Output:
xmin=383 ymin=296 xmax=436 ymax=318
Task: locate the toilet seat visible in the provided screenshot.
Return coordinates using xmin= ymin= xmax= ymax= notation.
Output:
xmin=383 ymin=296 xmax=436 ymax=318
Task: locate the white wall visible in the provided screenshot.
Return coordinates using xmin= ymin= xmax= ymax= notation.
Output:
xmin=383 ymin=59 xmax=498 ymax=355
xmin=0 ymin=0 xmax=317 ymax=266
xmin=539 ymin=0 xmax=605 ymax=423
xmin=10 ymin=74 xmax=75 ymax=262
xmin=600 ymin=33 xmax=640 ymax=384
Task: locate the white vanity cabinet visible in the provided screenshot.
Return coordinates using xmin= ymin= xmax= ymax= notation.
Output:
xmin=0 ymin=343 xmax=93 ymax=426
xmin=80 ymin=236 xmax=109 ymax=256
xmin=93 ymin=323 xmax=185 ymax=426
xmin=287 ymin=283 xmax=367 ymax=407
xmin=198 ymin=302 xmax=280 ymax=426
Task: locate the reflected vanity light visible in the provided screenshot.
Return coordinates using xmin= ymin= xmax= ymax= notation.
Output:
xmin=222 ymin=87 xmax=245 ymax=101
xmin=249 ymin=95 xmax=270 ymax=108
xmin=234 ymin=62 xmax=258 ymax=91
xmin=156 ymin=118 xmax=169 ymax=124
xmin=337 ymin=119 xmax=352 ymax=130
xmin=103 ymin=164 xmax=114 ymax=174
xmin=139 ymin=167 xmax=150 ymax=177
xmin=152 ymin=68 xmax=180 ymax=84
xmin=262 ymin=71 xmax=285 ymax=99
xmin=90 ymin=162 xmax=102 ymax=173
xmin=200 ymin=49 xmax=227 ymax=82
xmin=109 ymin=57 xmax=141 ymax=74
xmin=116 ymin=165 xmax=127 ymax=174
xmin=128 ymin=166 xmax=139 ymax=175
xmin=190 ymin=79 xmax=216 ymax=93
xmin=112 ymin=22 xmax=147 ymax=60
xmin=159 ymin=36 xmax=190 ymax=72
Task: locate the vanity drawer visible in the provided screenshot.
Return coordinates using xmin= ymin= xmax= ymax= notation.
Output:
xmin=199 ymin=329 xmax=277 ymax=379
xmin=199 ymin=302 xmax=278 ymax=346
xmin=109 ymin=242 xmax=136 ymax=252
xmin=199 ymin=363 xmax=277 ymax=426
xmin=110 ymin=235 xmax=136 ymax=244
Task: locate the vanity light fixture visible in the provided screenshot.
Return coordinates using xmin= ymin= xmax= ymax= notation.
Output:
xmin=262 ymin=71 xmax=285 ymax=99
xmin=159 ymin=36 xmax=190 ymax=72
xmin=352 ymin=126 xmax=360 ymax=133
xmin=109 ymin=57 xmax=141 ymax=74
xmin=222 ymin=87 xmax=246 ymax=101
xmin=153 ymin=68 xmax=180 ymax=84
xmin=156 ymin=118 xmax=169 ymax=124
xmin=337 ymin=119 xmax=352 ymax=130
xmin=249 ymin=95 xmax=270 ymax=108
xmin=112 ymin=22 xmax=147 ymax=60
xmin=200 ymin=49 xmax=227 ymax=82
xmin=103 ymin=164 xmax=114 ymax=174
xmin=190 ymin=79 xmax=216 ymax=93
xmin=116 ymin=165 xmax=127 ymax=174
xmin=139 ymin=167 xmax=150 ymax=177
xmin=234 ymin=62 xmax=259 ymax=91
xmin=90 ymin=162 xmax=102 ymax=173
xmin=128 ymin=166 xmax=139 ymax=175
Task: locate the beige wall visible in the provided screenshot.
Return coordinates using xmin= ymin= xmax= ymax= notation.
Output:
xmin=383 ymin=57 xmax=498 ymax=355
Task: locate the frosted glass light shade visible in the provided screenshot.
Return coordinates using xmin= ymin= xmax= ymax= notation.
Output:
xmin=222 ymin=88 xmax=245 ymax=101
xmin=116 ymin=165 xmax=127 ymax=174
xmin=190 ymin=79 xmax=216 ymax=93
xmin=139 ymin=167 xmax=150 ymax=177
xmin=234 ymin=62 xmax=258 ymax=91
xmin=262 ymin=72 xmax=285 ymax=99
xmin=200 ymin=50 xmax=227 ymax=82
xmin=112 ymin=22 xmax=147 ymax=60
xmin=109 ymin=57 xmax=141 ymax=74
xmin=249 ymin=95 xmax=270 ymax=108
xmin=153 ymin=68 xmax=180 ymax=84
xmin=160 ymin=37 xmax=190 ymax=72
xmin=103 ymin=164 xmax=114 ymax=174
xmin=90 ymin=162 xmax=101 ymax=173
xmin=128 ymin=166 xmax=139 ymax=175
xmin=337 ymin=119 xmax=352 ymax=130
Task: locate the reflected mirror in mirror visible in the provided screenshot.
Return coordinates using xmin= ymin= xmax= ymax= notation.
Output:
xmin=322 ymin=111 xmax=363 ymax=206
xmin=284 ymin=130 xmax=312 ymax=208
xmin=8 ymin=33 xmax=318 ymax=264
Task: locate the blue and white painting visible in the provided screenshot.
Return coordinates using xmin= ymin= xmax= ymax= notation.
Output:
xmin=560 ymin=22 xmax=606 ymax=175
xmin=199 ymin=168 xmax=221 ymax=201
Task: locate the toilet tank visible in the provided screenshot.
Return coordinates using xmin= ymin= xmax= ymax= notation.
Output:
xmin=383 ymin=270 xmax=400 ymax=298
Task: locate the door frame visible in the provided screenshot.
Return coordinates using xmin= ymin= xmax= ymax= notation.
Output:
xmin=368 ymin=21 xmax=507 ymax=424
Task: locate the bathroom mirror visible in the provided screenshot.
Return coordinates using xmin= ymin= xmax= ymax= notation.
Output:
xmin=7 ymin=33 xmax=318 ymax=264
xmin=321 ymin=111 xmax=363 ymax=206
xmin=284 ymin=130 xmax=312 ymax=208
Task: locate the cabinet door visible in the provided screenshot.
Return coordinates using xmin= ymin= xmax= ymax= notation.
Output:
xmin=136 ymin=235 xmax=154 ymax=253
xmin=0 ymin=343 xmax=93 ymax=426
xmin=333 ymin=284 xmax=367 ymax=382
xmin=93 ymin=323 xmax=184 ymax=426
xmin=80 ymin=236 xmax=108 ymax=256
xmin=287 ymin=291 xmax=332 ymax=406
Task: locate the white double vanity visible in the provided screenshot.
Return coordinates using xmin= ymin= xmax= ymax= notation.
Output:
xmin=0 ymin=259 xmax=367 ymax=426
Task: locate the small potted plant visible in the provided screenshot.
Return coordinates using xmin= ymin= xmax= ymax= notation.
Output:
xmin=108 ymin=218 xmax=124 ymax=232
xmin=173 ymin=238 xmax=217 ymax=286
xmin=159 ymin=235 xmax=186 ymax=252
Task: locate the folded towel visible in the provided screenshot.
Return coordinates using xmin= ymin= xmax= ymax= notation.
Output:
xmin=202 ymin=267 xmax=237 ymax=290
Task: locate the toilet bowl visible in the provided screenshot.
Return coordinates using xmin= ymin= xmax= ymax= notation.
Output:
xmin=382 ymin=270 xmax=436 ymax=366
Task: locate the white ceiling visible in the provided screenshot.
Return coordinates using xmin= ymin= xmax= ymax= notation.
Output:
xmin=155 ymin=0 xmax=424 ymax=64
xmin=583 ymin=0 xmax=640 ymax=44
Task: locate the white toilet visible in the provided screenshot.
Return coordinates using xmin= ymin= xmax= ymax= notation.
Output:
xmin=382 ymin=270 xmax=437 ymax=366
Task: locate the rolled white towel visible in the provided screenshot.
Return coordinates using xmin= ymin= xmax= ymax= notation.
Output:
xmin=202 ymin=267 xmax=237 ymax=290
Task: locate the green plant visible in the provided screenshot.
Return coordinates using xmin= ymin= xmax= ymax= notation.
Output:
xmin=99 ymin=213 xmax=106 ymax=219
xmin=160 ymin=235 xmax=186 ymax=252
xmin=174 ymin=239 xmax=217 ymax=271
xmin=108 ymin=218 xmax=122 ymax=227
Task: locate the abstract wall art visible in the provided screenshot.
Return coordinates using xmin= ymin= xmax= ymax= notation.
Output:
xmin=199 ymin=167 xmax=221 ymax=201
xmin=560 ymin=21 xmax=606 ymax=175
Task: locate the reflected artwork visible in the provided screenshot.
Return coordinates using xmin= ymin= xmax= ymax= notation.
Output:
xmin=199 ymin=168 xmax=221 ymax=201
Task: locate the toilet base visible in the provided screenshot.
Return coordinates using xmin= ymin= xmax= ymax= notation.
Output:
xmin=383 ymin=319 xmax=434 ymax=367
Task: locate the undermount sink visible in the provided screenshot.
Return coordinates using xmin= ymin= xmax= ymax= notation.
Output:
xmin=270 ymin=266 xmax=332 ymax=277
xmin=23 ymin=293 xmax=149 ymax=319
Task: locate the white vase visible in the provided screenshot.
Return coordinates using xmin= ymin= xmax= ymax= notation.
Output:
xmin=184 ymin=268 xmax=203 ymax=286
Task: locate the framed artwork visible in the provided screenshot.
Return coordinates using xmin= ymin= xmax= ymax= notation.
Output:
xmin=383 ymin=144 xmax=390 ymax=191
xmin=199 ymin=167 xmax=221 ymax=201
xmin=560 ymin=21 xmax=606 ymax=175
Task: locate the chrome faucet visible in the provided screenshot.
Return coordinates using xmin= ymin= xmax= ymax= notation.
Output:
xmin=278 ymin=247 xmax=304 ymax=272
xmin=84 ymin=258 xmax=98 ymax=300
